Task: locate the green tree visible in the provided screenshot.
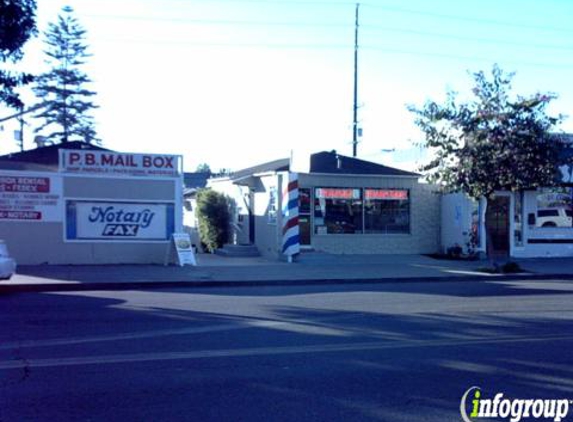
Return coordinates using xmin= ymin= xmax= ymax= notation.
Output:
xmin=196 ymin=189 xmax=231 ymax=253
xmin=0 ymin=0 xmax=37 ymax=109
xmin=33 ymin=6 xmax=98 ymax=144
xmin=410 ymin=66 xmax=567 ymax=258
xmin=196 ymin=163 xmax=212 ymax=174
xmin=409 ymin=65 xmax=565 ymax=200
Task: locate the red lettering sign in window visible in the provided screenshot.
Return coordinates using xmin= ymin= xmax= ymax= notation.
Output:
xmin=316 ymin=188 xmax=360 ymax=200
xmin=365 ymin=189 xmax=408 ymax=200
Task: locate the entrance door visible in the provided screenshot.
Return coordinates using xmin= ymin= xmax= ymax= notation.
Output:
xmin=486 ymin=196 xmax=510 ymax=256
xmin=299 ymin=188 xmax=311 ymax=246
xmin=248 ymin=190 xmax=255 ymax=244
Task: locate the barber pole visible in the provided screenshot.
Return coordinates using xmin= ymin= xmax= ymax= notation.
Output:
xmin=282 ymin=172 xmax=300 ymax=261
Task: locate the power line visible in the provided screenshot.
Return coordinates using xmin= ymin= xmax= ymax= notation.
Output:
xmin=91 ymin=37 xmax=573 ymax=69
xmin=101 ymin=0 xmax=356 ymax=5
xmin=95 ymin=38 xmax=352 ymax=49
xmin=361 ymin=25 xmax=573 ymax=52
xmin=81 ymin=4 xmax=573 ymax=34
xmin=360 ymin=3 xmax=573 ymax=34
xmin=84 ymin=14 xmax=353 ymax=28
xmin=82 ymin=14 xmax=573 ymax=49
xmin=360 ymin=45 xmax=573 ymax=69
xmin=84 ymin=13 xmax=573 ymax=35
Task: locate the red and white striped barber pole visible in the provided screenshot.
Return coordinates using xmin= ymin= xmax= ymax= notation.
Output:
xmin=282 ymin=172 xmax=300 ymax=262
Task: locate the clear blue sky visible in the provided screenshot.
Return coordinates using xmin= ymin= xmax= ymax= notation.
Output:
xmin=2 ymin=0 xmax=573 ymax=172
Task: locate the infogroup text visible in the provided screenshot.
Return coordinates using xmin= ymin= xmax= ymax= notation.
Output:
xmin=460 ymin=387 xmax=571 ymax=422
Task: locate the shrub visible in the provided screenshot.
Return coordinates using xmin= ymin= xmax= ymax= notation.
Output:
xmin=196 ymin=189 xmax=231 ymax=253
xmin=446 ymin=244 xmax=463 ymax=259
xmin=501 ymin=261 xmax=523 ymax=273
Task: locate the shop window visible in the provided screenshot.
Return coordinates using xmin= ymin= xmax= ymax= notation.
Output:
xmin=314 ymin=188 xmax=362 ymax=234
xmin=299 ymin=188 xmax=311 ymax=215
xmin=364 ymin=189 xmax=410 ymax=234
xmin=532 ymin=187 xmax=573 ymax=229
xmin=268 ymin=186 xmax=277 ymax=224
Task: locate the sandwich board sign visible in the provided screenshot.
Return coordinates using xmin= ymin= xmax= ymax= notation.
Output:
xmin=171 ymin=233 xmax=197 ymax=266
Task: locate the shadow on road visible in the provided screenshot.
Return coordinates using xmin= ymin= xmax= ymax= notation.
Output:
xmin=1 ymin=281 xmax=572 ymax=422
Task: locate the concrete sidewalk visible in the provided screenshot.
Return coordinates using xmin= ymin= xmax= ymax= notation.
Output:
xmin=3 ymin=252 xmax=573 ymax=293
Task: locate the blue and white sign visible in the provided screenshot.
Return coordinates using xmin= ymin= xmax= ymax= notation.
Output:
xmin=66 ymin=201 xmax=175 ymax=241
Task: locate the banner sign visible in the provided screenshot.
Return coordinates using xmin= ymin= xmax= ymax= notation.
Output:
xmin=315 ymin=188 xmax=361 ymax=200
xmin=365 ymin=189 xmax=408 ymax=200
xmin=172 ymin=233 xmax=197 ymax=266
xmin=66 ymin=201 xmax=175 ymax=241
xmin=0 ymin=173 xmax=62 ymax=221
xmin=59 ymin=150 xmax=182 ymax=178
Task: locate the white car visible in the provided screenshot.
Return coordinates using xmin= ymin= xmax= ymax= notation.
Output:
xmin=0 ymin=240 xmax=16 ymax=280
xmin=536 ymin=208 xmax=573 ymax=228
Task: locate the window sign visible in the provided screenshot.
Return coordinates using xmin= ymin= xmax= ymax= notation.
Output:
xmin=533 ymin=187 xmax=572 ymax=229
xmin=364 ymin=189 xmax=409 ymax=234
xmin=314 ymin=188 xmax=363 ymax=234
xmin=364 ymin=189 xmax=408 ymax=200
xmin=315 ymin=188 xmax=361 ymax=200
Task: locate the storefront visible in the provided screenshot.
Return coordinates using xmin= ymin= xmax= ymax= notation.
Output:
xmin=0 ymin=142 xmax=183 ymax=264
xmin=442 ymin=169 xmax=573 ymax=258
xmin=505 ymin=187 xmax=573 ymax=258
xmin=209 ymin=151 xmax=441 ymax=258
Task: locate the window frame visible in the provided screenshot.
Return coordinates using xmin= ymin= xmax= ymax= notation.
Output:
xmin=312 ymin=187 xmax=411 ymax=236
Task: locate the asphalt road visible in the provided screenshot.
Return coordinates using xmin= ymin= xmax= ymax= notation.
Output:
xmin=1 ymin=279 xmax=573 ymax=422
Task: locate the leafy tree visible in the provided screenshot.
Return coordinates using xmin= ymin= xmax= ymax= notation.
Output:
xmin=33 ymin=6 xmax=98 ymax=144
xmin=409 ymin=65 xmax=565 ymax=199
xmin=196 ymin=189 xmax=231 ymax=253
xmin=409 ymin=65 xmax=565 ymax=257
xmin=0 ymin=0 xmax=37 ymax=109
xmin=196 ymin=163 xmax=212 ymax=173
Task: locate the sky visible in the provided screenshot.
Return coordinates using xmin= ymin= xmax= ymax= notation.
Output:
xmin=1 ymin=0 xmax=573 ymax=173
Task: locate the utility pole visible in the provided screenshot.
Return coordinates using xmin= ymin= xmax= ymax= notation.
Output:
xmin=0 ymin=104 xmax=44 ymax=151
xmin=352 ymin=3 xmax=360 ymax=157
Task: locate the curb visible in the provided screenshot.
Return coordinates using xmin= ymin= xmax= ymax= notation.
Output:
xmin=2 ymin=273 xmax=573 ymax=294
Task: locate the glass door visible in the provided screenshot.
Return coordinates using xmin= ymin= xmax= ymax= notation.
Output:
xmin=299 ymin=188 xmax=311 ymax=246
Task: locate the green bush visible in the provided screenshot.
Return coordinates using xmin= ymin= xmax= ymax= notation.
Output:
xmin=501 ymin=261 xmax=523 ymax=273
xmin=196 ymin=189 xmax=231 ymax=253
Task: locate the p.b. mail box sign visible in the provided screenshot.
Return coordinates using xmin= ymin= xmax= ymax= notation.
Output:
xmin=59 ymin=149 xmax=182 ymax=178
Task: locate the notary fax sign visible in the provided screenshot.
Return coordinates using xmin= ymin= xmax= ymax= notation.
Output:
xmin=59 ymin=149 xmax=182 ymax=178
xmin=0 ymin=173 xmax=62 ymax=222
xmin=66 ymin=200 xmax=175 ymax=241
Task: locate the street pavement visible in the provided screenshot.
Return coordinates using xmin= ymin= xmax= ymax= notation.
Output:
xmin=4 ymin=253 xmax=573 ymax=292
xmin=1 ymin=278 xmax=573 ymax=422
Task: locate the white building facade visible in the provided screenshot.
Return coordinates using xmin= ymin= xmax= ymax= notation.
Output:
xmin=0 ymin=143 xmax=183 ymax=264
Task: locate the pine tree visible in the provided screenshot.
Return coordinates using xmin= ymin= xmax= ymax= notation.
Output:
xmin=33 ymin=6 xmax=98 ymax=144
